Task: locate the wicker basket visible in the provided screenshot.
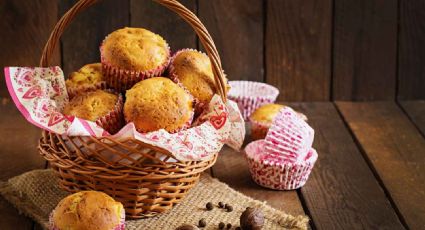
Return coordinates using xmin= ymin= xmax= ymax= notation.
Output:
xmin=38 ymin=0 xmax=227 ymax=219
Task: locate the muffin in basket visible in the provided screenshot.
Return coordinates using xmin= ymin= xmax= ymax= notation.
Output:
xmin=63 ymin=90 xmax=124 ymax=134
xmin=101 ymin=27 xmax=170 ymax=91
xmin=124 ymin=77 xmax=194 ymax=133
xmin=65 ymin=63 xmax=106 ymax=98
xmin=249 ymin=103 xmax=307 ymax=140
xmin=169 ymin=49 xmax=228 ymax=114
xmin=49 ymin=191 xmax=125 ymax=230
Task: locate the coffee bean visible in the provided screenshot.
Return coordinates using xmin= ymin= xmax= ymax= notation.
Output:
xmin=226 ymin=223 xmax=232 ymax=229
xmin=226 ymin=205 xmax=233 ymax=212
xmin=218 ymin=222 xmax=225 ymax=229
xmin=206 ymin=202 xmax=213 ymax=210
xmin=218 ymin=202 xmax=225 ymax=208
xmin=235 ymin=227 xmax=241 ymax=230
xmin=198 ymin=218 xmax=206 ymax=227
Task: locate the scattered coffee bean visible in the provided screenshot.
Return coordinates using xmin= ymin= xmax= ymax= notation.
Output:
xmin=235 ymin=227 xmax=241 ymax=230
xmin=206 ymin=202 xmax=213 ymax=210
xmin=198 ymin=218 xmax=206 ymax=227
xmin=218 ymin=222 xmax=225 ymax=229
xmin=226 ymin=223 xmax=232 ymax=229
xmin=218 ymin=202 xmax=225 ymax=208
xmin=226 ymin=205 xmax=233 ymax=212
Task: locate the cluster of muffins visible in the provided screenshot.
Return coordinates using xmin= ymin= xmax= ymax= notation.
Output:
xmin=63 ymin=27 xmax=227 ymax=134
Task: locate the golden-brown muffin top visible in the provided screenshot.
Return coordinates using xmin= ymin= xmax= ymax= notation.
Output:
xmin=171 ymin=50 xmax=218 ymax=105
xmin=65 ymin=63 xmax=104 ymax=88
xmin=102 ymin=27 xmax=169 ymax=71
xmin=52 ymin=191 xmax=123 ymax=230
xmin=124 ymin=77 xmax=193 ymax=133
xmin=63 ymin=90 xmax=118 ymax=121
xmin=250 ymin=103 xmax=285 ymax=124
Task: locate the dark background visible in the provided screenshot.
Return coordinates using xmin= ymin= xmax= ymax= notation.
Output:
xmin=0 ymin=0 xmax=424 ymax=101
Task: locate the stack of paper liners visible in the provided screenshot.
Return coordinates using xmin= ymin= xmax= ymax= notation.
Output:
xmin=245 ymin=107 xmax=317 ymax=190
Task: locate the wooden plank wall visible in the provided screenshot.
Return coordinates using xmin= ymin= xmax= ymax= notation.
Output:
xmin=0 ymin=0 xmax=424 ymax=101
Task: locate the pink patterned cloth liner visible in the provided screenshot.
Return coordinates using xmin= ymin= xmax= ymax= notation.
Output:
xmin=4 ymin=67 xmax=245 ymax=162
xmin=227 ymin=81 xmax=279 ymax=120
xmin=264 ymin=107 xmax=314 ymax=163
xmin=245 ymin=140 xmax=317 ymax=190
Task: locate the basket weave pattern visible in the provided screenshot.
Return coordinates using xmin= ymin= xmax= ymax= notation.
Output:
xmin=38 ymin=0 xmax=226 ymax=218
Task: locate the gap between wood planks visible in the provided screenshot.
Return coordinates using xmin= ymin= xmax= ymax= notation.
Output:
xmin=333 ymin=102 xmax=409 ymax=229
xmin=336 ymin=101 xmax=425 ymax=229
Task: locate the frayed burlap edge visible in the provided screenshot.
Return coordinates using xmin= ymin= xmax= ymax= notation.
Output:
xmin=0 ymin=169 xmax=309 ymax=230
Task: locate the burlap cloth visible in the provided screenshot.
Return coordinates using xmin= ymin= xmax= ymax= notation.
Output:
xmin=0 ymin=169 xmax=308 ymax=229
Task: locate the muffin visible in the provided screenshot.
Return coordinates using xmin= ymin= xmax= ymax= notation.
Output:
xmin=65 ymin=63 xmax=106 ymax=98
xmin=49 ymin=191 xmax=125 ymax=230
xmin=249 ymin=103 xmax=307 ymax=140
xmin=124 ymin=77 xmax=194 ymax=133
xmin=63 ymin=90 xmax=124 ymax=134
xmin=169 ymin=49 xmax=228 ymax=114
xmin=101 ymin=27 xmax=170 ymax=91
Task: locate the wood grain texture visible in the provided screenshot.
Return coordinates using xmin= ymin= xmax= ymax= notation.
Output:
xmin=337 ymin=101 xmax=425 ymax=229
xmin=398 ymin=0 xmax=425 ymax=100
xmin=60 ymin=0 xmax=129 ymax=76
xmin=0 ymin=0 xmax=60 ymax=97
xmin=213 ymin=146 xmax=305 ymax=217
xmin=333 ymin=0 xmax=397 ymax=101
xmin=0 ymin=98 xmax=45 ymax=230
xmin=400 ymin=100 xmax=425 ymax=135
xmin=130 ymin=0 xmax=196 ymax=50
xmin=266 ymin=0 xmax=332 ymax=101
xmin=288 ymin=102 xmax=403 ymax=229
xmin=198 ymin=0 xmax=264 ymax=82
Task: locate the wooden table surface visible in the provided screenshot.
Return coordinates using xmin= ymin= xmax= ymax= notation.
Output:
xmin=0 ymin=98 xmax=424 ymax=230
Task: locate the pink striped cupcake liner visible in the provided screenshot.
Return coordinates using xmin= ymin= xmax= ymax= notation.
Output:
xmin=264 ymin=107 xmax=314 ymax=162
xmin=249 ymin=119 xmax=270 ymax=140
xmin=245 ymin=139 xmax=318 ymax=190
xmin=227 ymin=81 xmax=279 ymax=120
xmin=249 ymin=110 xmax=308 ymax=141
xmin=95 ymin=93 xmax=124 ymax=135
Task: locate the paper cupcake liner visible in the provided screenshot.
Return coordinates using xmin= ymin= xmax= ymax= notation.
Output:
xmin=264 ymin=107 xmax=314 ymax=162
xmin=249 ymin=118 xmax=271 ymax=141
xmin=227 ymin=81 xmax=279 ymax=120
xmin=100 ymin=38 xmax=171 ymax=92
xmin=96 ymin=93 xmax=124 ymax=135
xmin=249 ymin=108 xmax=308 ymax=141
xmin=67 ymin=81 xmax=107 ymax=98
xmin=49 ymin=204 xmax=126 ymax=230
xmin=245 ymin=139 xmax=317 ymax=190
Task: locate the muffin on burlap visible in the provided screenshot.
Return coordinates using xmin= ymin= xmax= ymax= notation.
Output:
xmin=169 ymin=49 xmax=228 ymax=114
xmin=49 ymin=191 xmax=125 ymax=230
xmin=65 ymin=63 xmax=106 ymax=98
xmin=124 ymin=77 xmax=194 ymax=133
xmin=249 ymin=103 xmax=307 ymax=140
xmin=63 ymin=90 xmax=124 ymax=134
xmin=100 ymin=27 xmax=170 ymax=91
